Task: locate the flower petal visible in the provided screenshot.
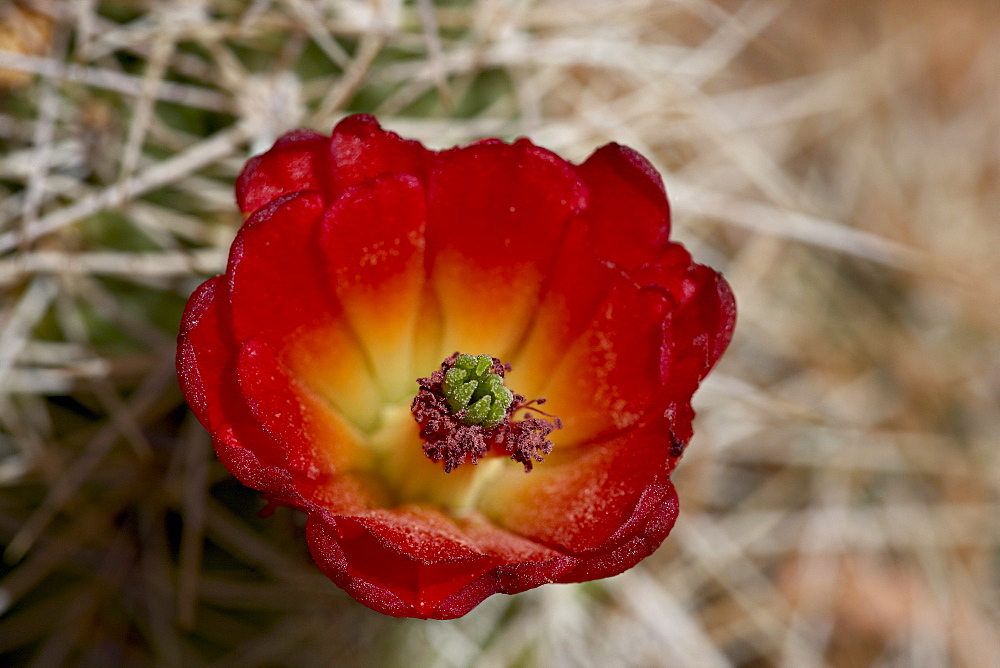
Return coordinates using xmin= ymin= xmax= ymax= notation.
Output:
xmin=478 ymin=414 xmax=681 ymax=555
xmin=236 ymin=129 xmax=332 ymax=215
xmin=307 ymin=508 xmax=497 ymax=618
xmin=577 ymin=142 xmax=671 ymax=270
xmin=557 ymin=481 xmax=679 ymax=583
xmin=177 ymin=277 xmax=323 ymax=502
xmin=176 ymin=275 xmax=229 ymax=430
xmin=506 ymin=221 xmax=616 ymax=400
xmin=635 ymin=246 xmax=737 ymax=442
xmin=654 ymin=260 xmax=737 ymax=388
xmin=226 ymin=191 xmax=381 ymax=430
xmin=213 ymin=426 xmax=306 ymax=506
xmin=425 ymin=140 xmax=587 ymax=357
xmin=305 ymin=506 xmax=571 ymax=619
xmin=177 ymin=275 xmax=279 ymax=464
xmin=514 ymin=242 xmax=736 ymax=447
xmin=236 ymin=338 xmax=372 ymax=483
xmin=528 ymin=276 xmax=674 ymax=445
xmin=329 ymin=114 xmax=430 ymax=192
xmin=227 ymin=192 xmax=326 ymax=341
xmin=451 ymin=513 xmax=574 ymax=590
xmin=319 ymin=174 xmax=427 ymax=400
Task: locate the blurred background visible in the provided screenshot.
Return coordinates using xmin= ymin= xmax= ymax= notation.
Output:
xmin=1 ymin=0 xmax=998 ymax=665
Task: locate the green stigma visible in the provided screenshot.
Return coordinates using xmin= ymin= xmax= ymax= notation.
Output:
xmin=441 ymin=353 xmax=514 ymax=429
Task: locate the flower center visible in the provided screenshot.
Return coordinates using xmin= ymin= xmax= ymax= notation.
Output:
xmin=443 ymin=353 xmax=512 ymax=428
xmin=411 ymin=352 xmax=562 ymax=473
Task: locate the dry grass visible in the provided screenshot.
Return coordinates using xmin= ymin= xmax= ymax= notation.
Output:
xmin=1 ymin=0 xmax=998 ymax=665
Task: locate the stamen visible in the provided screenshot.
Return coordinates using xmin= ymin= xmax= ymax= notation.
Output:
xmin=411 ymin=352 xmax=561 ymax=473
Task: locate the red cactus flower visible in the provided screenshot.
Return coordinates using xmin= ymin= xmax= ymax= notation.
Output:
xmin=176 ymin=114 xmax=735 ymax=619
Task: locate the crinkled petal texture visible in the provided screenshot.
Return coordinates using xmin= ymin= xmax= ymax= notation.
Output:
xmin=177 ymin=115 xmax=735 ymax=619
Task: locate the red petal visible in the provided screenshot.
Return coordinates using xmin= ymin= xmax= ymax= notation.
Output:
xmin=177 ymin=276 xmax=280 ymax=466
xmin=308 ymin=508 xmax=496 ymax=618
xmin=452 ymin=513 xmax=575 ymax=595
xmin=479 ymin=415 xmax=680 ymax=555
xmin=330 ymin=114 xmax=431 ymax=192
xmin=661 ymin=263 xmax=737 ymax=386
xmin=178 ymin=277 xmax=324 ymax=501
xmin=176 ymin=276 xmax=229 ymax=430
xmin=577 ymin=142 xmax=671 ymax=271
xmin=558 ymin=481 xmax=679 ymax=582
xmin=634 ymin=244 xmax=737 ymax=398
xmin=530 ymin=277 xmax=674 ymax=445
xmin=227 ymin=192 xmax=328 ymax=341
xmin=425 ymin=139 xmax=588 ymax=357
xmin=319 ymin=174 xmax=427 ymax=398
xmin=236 ymin=129 xmax=331 ymax=215
xmin=507 ymin=221 xmax=616 ymax=399
xmin=213 ymin=427 xmax=306 ymax=505
xmin=226 ymin=191 xmax=381 ymax=429
xmin=515 ymin=241 xmax=736 ymax=447
xmin=236 ymin=339 xmax=372 ymax=484
xmin=305 ymin=507 xmax=572 ymax=619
